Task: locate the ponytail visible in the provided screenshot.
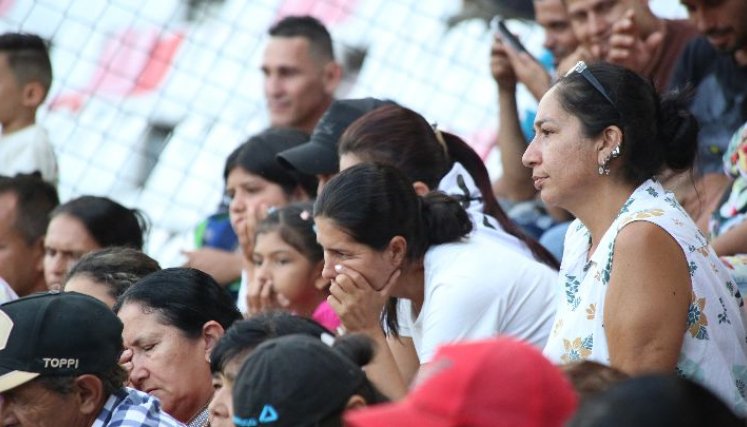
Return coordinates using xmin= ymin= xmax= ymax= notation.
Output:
xmin=443 ymin=133 xmax=560 ymax=269
xmin=656 ymin=90 xmax=699 ymax=173
xmin=419 ymin=191 xmax=473 ymax=246
xmin=332 ymin=334 xmax=389 ymax=404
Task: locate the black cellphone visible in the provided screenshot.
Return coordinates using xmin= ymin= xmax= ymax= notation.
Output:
xmin=490 ymin=16 xmax=532 ymax=56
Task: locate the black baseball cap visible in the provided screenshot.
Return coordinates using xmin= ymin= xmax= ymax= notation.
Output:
xmin=0 ymin=291 xmax=124 ymax=393
xmin=232 ymin=334 xmax=365 ymax=427
xmin=276 ymin=97 xmax=396 ymax=176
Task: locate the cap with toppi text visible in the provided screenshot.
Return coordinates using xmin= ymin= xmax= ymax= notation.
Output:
xmin=0 ymin=291 xmax=123 ymax=393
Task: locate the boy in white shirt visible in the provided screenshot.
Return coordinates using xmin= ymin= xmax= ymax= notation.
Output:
xmin=0 ymin=32 xmax=57 ymax=184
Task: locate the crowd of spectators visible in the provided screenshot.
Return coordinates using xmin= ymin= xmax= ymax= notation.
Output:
xmin=0 ymin=1 xmax=746 ymax=425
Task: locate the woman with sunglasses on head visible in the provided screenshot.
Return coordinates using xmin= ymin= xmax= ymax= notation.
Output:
xmin=523 ymin=61 xmax=747 ymax=416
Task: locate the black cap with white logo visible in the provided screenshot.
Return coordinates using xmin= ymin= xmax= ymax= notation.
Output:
xmin=232 ymin=334 xmax=366 ymax=427
xmin=0 ymin=291 xmax=123 ymax=393
xmin=276 ymin=98 xmax=397 ymax=176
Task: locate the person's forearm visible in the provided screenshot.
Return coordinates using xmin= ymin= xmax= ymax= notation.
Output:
xmin=361 ymin=328 xmax=408 ymax=400
xmin=712 ymin=219 xmax=747 ymax=256
xmin=520 ymin=68 xmax=551 ymax=101
xmin=497 ymin=86 xmax=535 ymax=201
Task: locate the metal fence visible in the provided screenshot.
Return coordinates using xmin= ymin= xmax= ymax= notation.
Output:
xmin=1 ymin=0 xmax=687 ymax=265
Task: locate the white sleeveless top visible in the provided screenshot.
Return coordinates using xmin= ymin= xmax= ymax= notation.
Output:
xmin=543 ymin=179 xmax=747 ymax=416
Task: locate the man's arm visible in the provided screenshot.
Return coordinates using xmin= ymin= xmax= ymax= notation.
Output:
xmin=490 ymin=37 xmax=536 ymax=201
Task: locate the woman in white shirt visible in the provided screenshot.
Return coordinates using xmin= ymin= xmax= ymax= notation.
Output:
xmin=314 ymin=163 xmax=558 ymax=399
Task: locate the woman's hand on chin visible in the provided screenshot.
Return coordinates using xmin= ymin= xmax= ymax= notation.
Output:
xmin=327 ymin=265 xmax=400 ymax=334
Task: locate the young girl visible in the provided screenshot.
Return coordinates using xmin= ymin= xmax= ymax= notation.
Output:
xmin=252 ymin=203 xmax=340 ymax=331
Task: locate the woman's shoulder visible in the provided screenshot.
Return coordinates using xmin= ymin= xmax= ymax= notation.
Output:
xmin=427 ymin=229 xmax=536 ymax=263
xmin=615 ymin=181 xmax=694 ymax=234
xmin=615 ymin=220 xmax=684 ymax=257
xmin=425 ymin=231 xmax=557 ymax=286
xmin=624 ymin=183 xmax=706 ymax=240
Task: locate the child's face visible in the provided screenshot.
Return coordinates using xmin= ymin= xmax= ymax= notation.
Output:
xmin=252 ymin=230 xmax=323 ymax=313
xmin=208 ymin=356 xmax=245 ymax=427
xmin=0 ymin=53 xmax=28 ymax=130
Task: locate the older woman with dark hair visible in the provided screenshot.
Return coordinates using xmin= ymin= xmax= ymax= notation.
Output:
xmin=522 ymin=61 xmax=747 ymax=415
xmin=114 ymin=267 xmax=242 ymax=426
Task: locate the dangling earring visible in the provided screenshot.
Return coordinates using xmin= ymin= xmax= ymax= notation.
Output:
xmin=598 ymin=145 xmax=621 ymax=176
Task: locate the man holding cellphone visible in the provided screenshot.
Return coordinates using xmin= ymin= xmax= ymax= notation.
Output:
xmin=491 ymin=0 xmax=578 ymax=254
xmin=491 ymin=0 xmax=580 ymax=101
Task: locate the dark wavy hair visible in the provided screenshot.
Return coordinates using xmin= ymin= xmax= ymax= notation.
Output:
xmin=63 ymin=247 xmax=161 ymax=302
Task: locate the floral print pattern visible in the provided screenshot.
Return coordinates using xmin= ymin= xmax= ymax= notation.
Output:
xmin=561 ymin=334 xmax=593 ymax=363
xmin=564 ymin=274 xmax=581 ymax=311
xmin=687 ymin=293 xmax=710 ymax=340
xmin=543 ymin=179 xmax=747 ymax=416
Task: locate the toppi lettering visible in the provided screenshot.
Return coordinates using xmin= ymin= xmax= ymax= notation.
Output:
xmin=42 ymin=357 xmax=79 ymax=369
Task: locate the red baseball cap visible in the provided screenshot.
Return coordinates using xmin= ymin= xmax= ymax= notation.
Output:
xmin=345 ymin=337 xmax=578 ymax=427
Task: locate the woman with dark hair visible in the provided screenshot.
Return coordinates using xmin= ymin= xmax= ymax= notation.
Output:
xmin=62 ymin=246 xmax=161 ymax=308
xmin=338 ymin=104 xmax=559 ymax=269
xmin=114 ymin=267 xmax=242 ymax=426
xmin=43 ymin=195 xmax=148 ymax=289
xmin=314 ymin=163 xmax=557 ymax=398
xmin=522 ymin=61 xmax=747 ymax=415
xmin=223 ymin=128 xmax=318 ymax=314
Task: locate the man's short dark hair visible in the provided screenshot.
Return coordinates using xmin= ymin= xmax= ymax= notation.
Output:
xmin=0 ymin=174 xmax=59 ymax=244
xmin=268 ymin=15 xmax=335 ymax=62
xmin=0 ymin=32 xmax=53 ymax=97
